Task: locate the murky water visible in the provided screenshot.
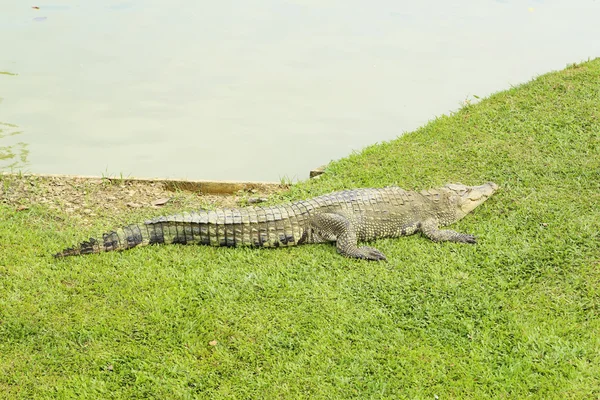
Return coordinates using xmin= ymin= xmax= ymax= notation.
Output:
xmin=1 ymin=1 xmax=599 ymax=181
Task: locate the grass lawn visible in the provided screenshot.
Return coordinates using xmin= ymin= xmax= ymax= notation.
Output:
xmin=1 ymin=59 xmax=599 ymax=399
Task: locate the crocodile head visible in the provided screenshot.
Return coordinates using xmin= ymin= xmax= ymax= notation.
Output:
xmin=444 ymin=182 xmax=498 ymax=220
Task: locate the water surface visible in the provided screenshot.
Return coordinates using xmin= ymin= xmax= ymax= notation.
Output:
xmin=1 ymin=0 xmax=599 ymax=180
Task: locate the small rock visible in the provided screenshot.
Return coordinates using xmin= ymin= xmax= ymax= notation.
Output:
xmin=247 ymin=197 xmax=268 ymax=204
xmin=126 ymin=202 xmax=142 ymax=208
xmin=310 ymin=164 xmax=327 ymax=178
xmin=151 ymin=197 xmax=171 ymax=206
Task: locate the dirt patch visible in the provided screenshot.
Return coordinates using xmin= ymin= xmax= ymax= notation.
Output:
xmin=1 ymin=174 xmax=287 ymax=226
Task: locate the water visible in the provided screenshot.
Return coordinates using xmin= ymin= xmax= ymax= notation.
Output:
xmin=1 ymin=0 xmax=599 ymax=181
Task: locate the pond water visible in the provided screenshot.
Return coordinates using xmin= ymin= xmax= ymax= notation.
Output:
xmin=1 ymin=0 xmax=599 ymax=181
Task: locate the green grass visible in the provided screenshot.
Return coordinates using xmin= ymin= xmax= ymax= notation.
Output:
xmin=2 ymin=60 xmax=600 ymax=399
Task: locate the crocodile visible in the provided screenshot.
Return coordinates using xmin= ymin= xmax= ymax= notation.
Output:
xmin=54 ymin=182 xmax=498 ymax=261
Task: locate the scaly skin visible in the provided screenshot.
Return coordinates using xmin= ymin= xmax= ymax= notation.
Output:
xmin=54 ymin=182 xmax=498 ymax=261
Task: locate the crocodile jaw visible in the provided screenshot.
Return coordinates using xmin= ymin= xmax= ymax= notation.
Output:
xmin=446 ymin=182 xmax=498 ymax=219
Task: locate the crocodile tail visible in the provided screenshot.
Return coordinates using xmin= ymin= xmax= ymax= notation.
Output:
xmin=54 ymin=224 xmax=147 ymax=258
xmin=53 ymin=237 xmax=103 ymax=258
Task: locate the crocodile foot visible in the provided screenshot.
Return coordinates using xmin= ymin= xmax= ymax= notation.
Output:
xmin=356 ymin=246 xmax=387 ymax=261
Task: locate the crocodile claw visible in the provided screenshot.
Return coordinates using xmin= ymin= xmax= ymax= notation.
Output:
xmin=358 ymin=246 xmax=387 ymax=261
xmin=463 ymin=234 xmax=477 ymax=244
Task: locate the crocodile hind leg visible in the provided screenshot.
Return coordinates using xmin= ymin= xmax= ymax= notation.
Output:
xmin=309 ymin=213 xmax=387 ymax=261
xmin=420 ymin=219 xmax=477 ymax=244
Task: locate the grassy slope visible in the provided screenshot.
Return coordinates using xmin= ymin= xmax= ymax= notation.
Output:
xmin=1 ymin=60 xmax=599 ymax=399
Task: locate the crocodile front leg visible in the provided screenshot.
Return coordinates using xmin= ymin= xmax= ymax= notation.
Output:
xmin=309 ymin=213 xmax=387 ymax=261
xmin=420 ymin=219 xmax=477 ymax=243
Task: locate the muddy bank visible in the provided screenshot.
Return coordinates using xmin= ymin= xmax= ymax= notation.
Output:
xmin=1 ymin=173 xmax=286 ymax=225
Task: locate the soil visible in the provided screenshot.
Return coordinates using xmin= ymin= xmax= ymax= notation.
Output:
xmin=1 ymin=174 xmax=285 ymax=226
